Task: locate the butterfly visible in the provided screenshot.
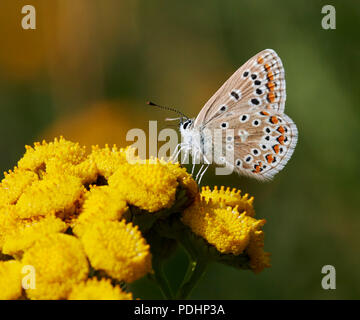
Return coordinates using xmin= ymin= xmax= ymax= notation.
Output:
xmin=150 ymin=49 xmax=298 ymax=183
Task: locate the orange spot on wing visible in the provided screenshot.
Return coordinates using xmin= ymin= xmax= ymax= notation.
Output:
xmin=257 ymin=56 xmax=264 ymax=64
xmin=273 ymin=144 xmax=280 ymax=154
xmin=267 ymin=71 xmax=274 ymax=81
xmin=277 ymin=126 xmax=285 ymax=134
xmin=264 ymin=63 xmax=271 ymax=71
xmin=266 ymin=154 xmax=273 ymax=163
xmin=267 ymin=81 xmax=275 ymax=91
xmin=253 ymin=163 xmax=262 ymax=173
xmin=260 ymin=111 xmax=270 ymax=116
xmin=270 ymin=116 xmax=278 ymax=124
xmin=277 ymin=135 xmax=285 ymax=145
xmin=267 ymin=92 xmax=275 ymax=103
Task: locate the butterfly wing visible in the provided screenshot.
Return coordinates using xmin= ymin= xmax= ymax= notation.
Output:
xmin=213 ymin=106 xmax=298 ymax=181
xmin=193 ymin=49 xmax=286 ymax=129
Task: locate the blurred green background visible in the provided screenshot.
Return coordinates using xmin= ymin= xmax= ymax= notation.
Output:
xmin=0 ymin=0 xmax=359 ymax=299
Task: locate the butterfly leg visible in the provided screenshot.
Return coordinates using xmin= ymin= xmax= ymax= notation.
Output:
xmin=171 ymin=143 xmax=189 ymax=162
xmin=195 ymin=164 xmax=205 ymax=181
xmin=182 ymin=148 xmax=190 ymax=164
xmin=169 ymin=143 xmax=182 ymax=161
xmin=197 ymin=164 xmax=210 ymax=184
xmin=191 ymin=149 xmax=200 ymax=175
xmin=191 ymin=162 xmax=196 ymax=176
xmin=195 ymin=155 xmax=211 ymax=183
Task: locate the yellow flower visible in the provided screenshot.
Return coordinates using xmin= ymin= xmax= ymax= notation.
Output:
xmin=15 ymin=175 xmax=85 ymax=219
xmin=73 ymin=185 xmax=128 ymax=237
xmin=0 ymin=260 xmax=23 ymax=300
xmin=246 ymin=229 xmax=271 ymax=274
xmin=18 ymin=137 xmax=87 ymax=174
xmin=81 ymin=220 xmax=151 ymax=283
xmin=182 ymin=198 xmax=253 ymax=255
xmin=16 ymin=137 xmax=98 ymax=184
xmin=200 ymin=186 xmax=255 ymax=217
xmin=182 ymin=186 xmax=270 ymax=273
xmin=89 ymin=144 xmax=131 ymax=179
xmin=164 ymin=160 xmax=198 ymax=201
xmin=46 ymin=157 xmax=98 ymax=185
xmin=22 ymin=233 xmax=89 ymax=300
xmin=0 ymin=205 xmax=19 ymax=250
xmin=68 ymin=278 xmax=133 ymax=300
xmin=108 ymin=158 xmax=196 ymax=212
xmin=0 ymin=168 xmax=38 ymax=205
xmin=2 ymin=215 xmax=67 ymax=258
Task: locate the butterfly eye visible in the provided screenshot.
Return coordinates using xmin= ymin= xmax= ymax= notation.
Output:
xmin=235 ymin=159 xmax=242 ymax=167
xmin=251 ymin=74 xmax=258 ymax=80
xmin=220 ymin=122 xmax=229 ymax=129
xmin=252 ymin=148 xmax=260 ymax=156
xmin=182 ymin=120 xmax=192 ymax=130
xmin=226 ymin=136 xmax=233 ymax=142
xmin=239 ymin=114 xmax=249 ymax=123
xmin=252 ymin=119 xmax=261 ymax=127
xmin=254 ymin=80 xmax=261 ymax=86
xmin=255 ymin=89 xmax=263 ymax=95
xmin=242 ymin=71 xmax=249 ymax=78
xmin=245 ymin=155 xmax=253 ymax=163
xmin=261 ymin=144 xmax=267 ymax=150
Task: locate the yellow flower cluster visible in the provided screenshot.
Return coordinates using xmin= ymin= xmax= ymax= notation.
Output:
xmin=0 ymin=136 xmax=271 ymax=299
xmin=0 ymin=137 xmax=196 ymax=299
xmin=22 ymin=233 xmax=90 ymax=300
xmin=182 ymin=186 xmax=270 ymax=273
xmin=72 ymin=185 xmax=128 ymax=237
xmin=200 ymin=186 xmax=255 ymax=217
xmin=108 ymin=158 xmax=197 ymax=212
xmin=81 ymin=220 xmax=151 ymax=283
xmin=68 ymin=278 xmax=133 ymax=300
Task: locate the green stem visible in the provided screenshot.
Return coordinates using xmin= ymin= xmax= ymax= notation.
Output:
xmin=176 ymin=259 xmax=208 ymax=299
xmin=152 ymin=260 xmax=174 ymax=300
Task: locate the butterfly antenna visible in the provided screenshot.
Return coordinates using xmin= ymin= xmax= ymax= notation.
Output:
xmin=146 ymin=101 xmax=188 ymax=120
